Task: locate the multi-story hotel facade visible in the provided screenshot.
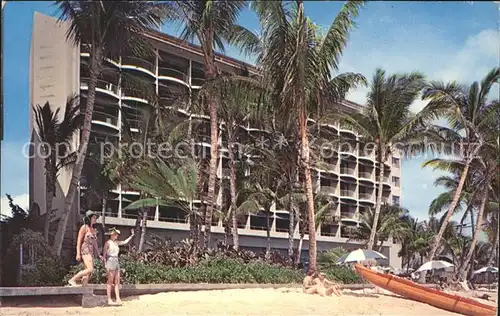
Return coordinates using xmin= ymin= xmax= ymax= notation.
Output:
xmin=29 ymin=12 xmax=403 ymax=269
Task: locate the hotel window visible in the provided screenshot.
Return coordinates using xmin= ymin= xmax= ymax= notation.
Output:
xmin=392 ymin=196 xmax=400 ymax=205
xmin=392 ymin=176 xmax=400 ymax=187
xmin=392 ymin=157 xmax=400 ymax=167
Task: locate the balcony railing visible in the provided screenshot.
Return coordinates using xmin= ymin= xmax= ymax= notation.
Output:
xmin=358 ymin=171 xmax=372 ymax=178
xmin=339 ymin=144 xmax=357 ymax=154
xmin=92 ymin=111 xmax=118 ymax=126
xmin=340 ymin=210 xmax=357 ymax=219
xmin=340 ymin=167 xmax=356 ymax=175
xmin=191 ymin=77 xmax=205 ymax=87
xmin=158 ymin=67 xmax=188 ymax=83
xmin=340 ymin=190 xmax=356 ymax=197
xmin=358 ymin=192 xmax=373 ymax=200
xmin=158 ymin=216 xmax=188 ymax=224
xmin=320 ymin=185 xmax=337 ymax=195
xmin=376 ymin=175 xmax=390 ymax=183
xmin=122 ymin=56 xmax=155 ymax=73
xmin=81 ymin=77 xmax=119 ymax=95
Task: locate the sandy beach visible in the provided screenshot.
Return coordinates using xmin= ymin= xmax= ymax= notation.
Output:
xmin=2 ymin=287 xmax=497 ymax=316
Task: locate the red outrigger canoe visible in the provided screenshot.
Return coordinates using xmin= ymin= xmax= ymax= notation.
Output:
xmin=354 ymin=264 xmax=497 ymax=316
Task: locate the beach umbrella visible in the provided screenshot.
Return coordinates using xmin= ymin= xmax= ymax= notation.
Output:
xmin=416 ymin=260 xmax=454 ymax=272
xmin=473 ymin=266 xmax=498 ymax=274
xmin=336 ymin=249 xmax=387 ymax=264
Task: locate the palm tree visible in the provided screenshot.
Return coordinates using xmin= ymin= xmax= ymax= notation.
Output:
xmin=428 ymin=174 xmax=477 ymax=236
xmin=165 ymin=1 xmax=252 ymax=249
xmin=200 ymin=71 xmax=263 ymax=250
xmin=33 ymin=95 xmax=82 ymax=242
xmin=52 ymin=1 xmax=169 ymax=255
xmin=422 ymin=67 xmax=500 ymax=260
xmin=123 ymin=157 xmax=201 ymax=243
xmin=456 ymin=116 xmax=499 ymax=281
xmin=339 ymin=68 xmax=431 ymax=250
xmin=247 ymin=0 xmax=366 ymax=271
xmin=347 ymin=204 xmax=409 ymax=251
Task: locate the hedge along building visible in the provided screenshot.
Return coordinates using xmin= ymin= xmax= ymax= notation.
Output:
xmin=28 ymin=12 xmax=402 ymax=269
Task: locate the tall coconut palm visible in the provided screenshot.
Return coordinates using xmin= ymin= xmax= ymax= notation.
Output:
xmin=456 ymin=116 xmax=499 ymax=281
xmin=246 ymin=0 xmax=366 ymax=271
xmin=165 ymin=1 xmax=251 ymax=249
xmin=339 ymin=68 xmax=431 ymax=250
xmin=347 ymin=204 xmax=409 ymax=251
xmin=422 ymin=67 xmax=500 ymax=260
xmin=52 ymin=1 xmax=169 ymax=255
xmin=200 ymin=72 xmax=263 ymax=250
xmin=428 ymin=174 xmax=477 ymax=236
xmin=33 ymin=95 xmax=82 ymax=242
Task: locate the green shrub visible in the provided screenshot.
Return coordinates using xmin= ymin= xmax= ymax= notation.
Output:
xmin=322 ymin=265 xmax=361 ymax=284
xmin=62 ymin=255 xmax=303 ymax=285
xmin=5 ymin=229 xmax=69 ymax=286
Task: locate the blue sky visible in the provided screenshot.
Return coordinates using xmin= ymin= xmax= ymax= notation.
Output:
xmin=1 ymin=1 xmax=499 ymax=222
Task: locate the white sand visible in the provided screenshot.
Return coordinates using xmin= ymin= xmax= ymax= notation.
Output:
xmin=1 ymin=288 xmax=497 ymax=315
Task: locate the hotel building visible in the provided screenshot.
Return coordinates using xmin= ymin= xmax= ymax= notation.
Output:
xmin=29 ymin=12 xmax=403 ymax=268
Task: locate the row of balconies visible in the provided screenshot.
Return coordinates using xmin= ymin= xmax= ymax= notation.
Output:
xmin=81 ymin=45 xmax=206 ymax=88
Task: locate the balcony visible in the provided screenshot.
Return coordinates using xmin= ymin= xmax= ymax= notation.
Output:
xmin=340 ymin=166 xmax=356 ymax=175
xmin=358 ymin=192 xmax=373 ymax=200
xmin=340 ymin=190 xmax=356 ymax=198
xmin=158 ymin=67 xmax=188 ymax=84
xmin=121 ymin=56 xmax=155 ymax=74
xmin=340 ymin=209 xmax=357 ymax=219
xmin=358 ymin=171 xmax=372 ymax=179
xmin=92 ymin=111 xmax=118 ymax=128
xmin=81 ymin=77 xmax=119 ymax=97
xmin=376 ymin=175 xmax=390 ymax=183
xmin=191 ymin=77 xmax=205 ymax=87
xmin=319 ymin=185 xmax=337 ymax=195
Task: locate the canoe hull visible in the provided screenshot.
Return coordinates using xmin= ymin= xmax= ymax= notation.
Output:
xmin=354 ymin=264 xmax=496 ymax=316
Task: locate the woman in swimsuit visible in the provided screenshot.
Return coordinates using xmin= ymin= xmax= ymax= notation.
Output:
xmin=68 ymin=210 xmax=102 ymax=286
xmin=103 ymin=227 xmax=134 ymax=305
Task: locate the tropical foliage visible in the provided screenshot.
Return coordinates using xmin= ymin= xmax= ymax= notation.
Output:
xmin=8 ymin=1 xmax=498 ymax=286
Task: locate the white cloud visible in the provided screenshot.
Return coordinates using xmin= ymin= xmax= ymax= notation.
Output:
xmin=1 ymin=193 xmax=29 ymax=218
xmin=341 ymin=28 xmax=499 ymax=110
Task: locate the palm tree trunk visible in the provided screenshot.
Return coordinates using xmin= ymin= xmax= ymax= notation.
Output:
xmin=132 ymin=208 xmax=142 ymax=249
xmin=288 ymin=199 xmax=295 ymax=260
xmin=296 ymin=224 xmax=305 ymax=266
xmin=138 ymin=208 xmax=148 ymax=252
xmin=429 ymin=163 xmax=471 ymax=260
xmin=299 ymin=108 xmax=317 ymax=271
xmin=44 ymin=171 xmax=54 ymax=243
xmin=456 ymin=183 xmax=489 ymax=281
xmin=487 ymin=229 xmax=498 ymax=266
xmin=470 ymin=204 xmax=475 ymax=237
xmin=52 ymin=49 xmax=102 ymax=255
xmin=203 ymin=58 xmax=219 ymax=250
xmin=265 ymin=210 xmax=271 ymax=260
xmin=368 ymin=154 xmax=385 ymax=250
xmin=228 ymin=138 xmax=239 ymax=250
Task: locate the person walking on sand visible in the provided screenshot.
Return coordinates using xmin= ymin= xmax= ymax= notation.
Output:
xmin=68 ymin=210 xmax=103 ymax=287
xmin=103 ymin=227 xmax=134 ymax=305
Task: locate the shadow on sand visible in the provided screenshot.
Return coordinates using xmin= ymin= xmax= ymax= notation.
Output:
xmin=342 ymin=291 xmax=379 ymax=298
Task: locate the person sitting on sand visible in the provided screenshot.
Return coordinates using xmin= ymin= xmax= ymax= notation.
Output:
xmin=103 ymin=227 xmax=134 ymax=306
xmin=67 ymin=210 xmax=103 ymax=287
xmin=303 ymin=269 xmax=317 ymax=293
xmin=313 ymin=272 xmax=342 ymax=296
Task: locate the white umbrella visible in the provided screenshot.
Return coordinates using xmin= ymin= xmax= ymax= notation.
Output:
xmin=336 ymin=249 xmax=387 ymax=264
xmin=416 ymin=260 xmax=454 ymax=272
xmin=473 ymin=266 xmax=498 ymax=274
